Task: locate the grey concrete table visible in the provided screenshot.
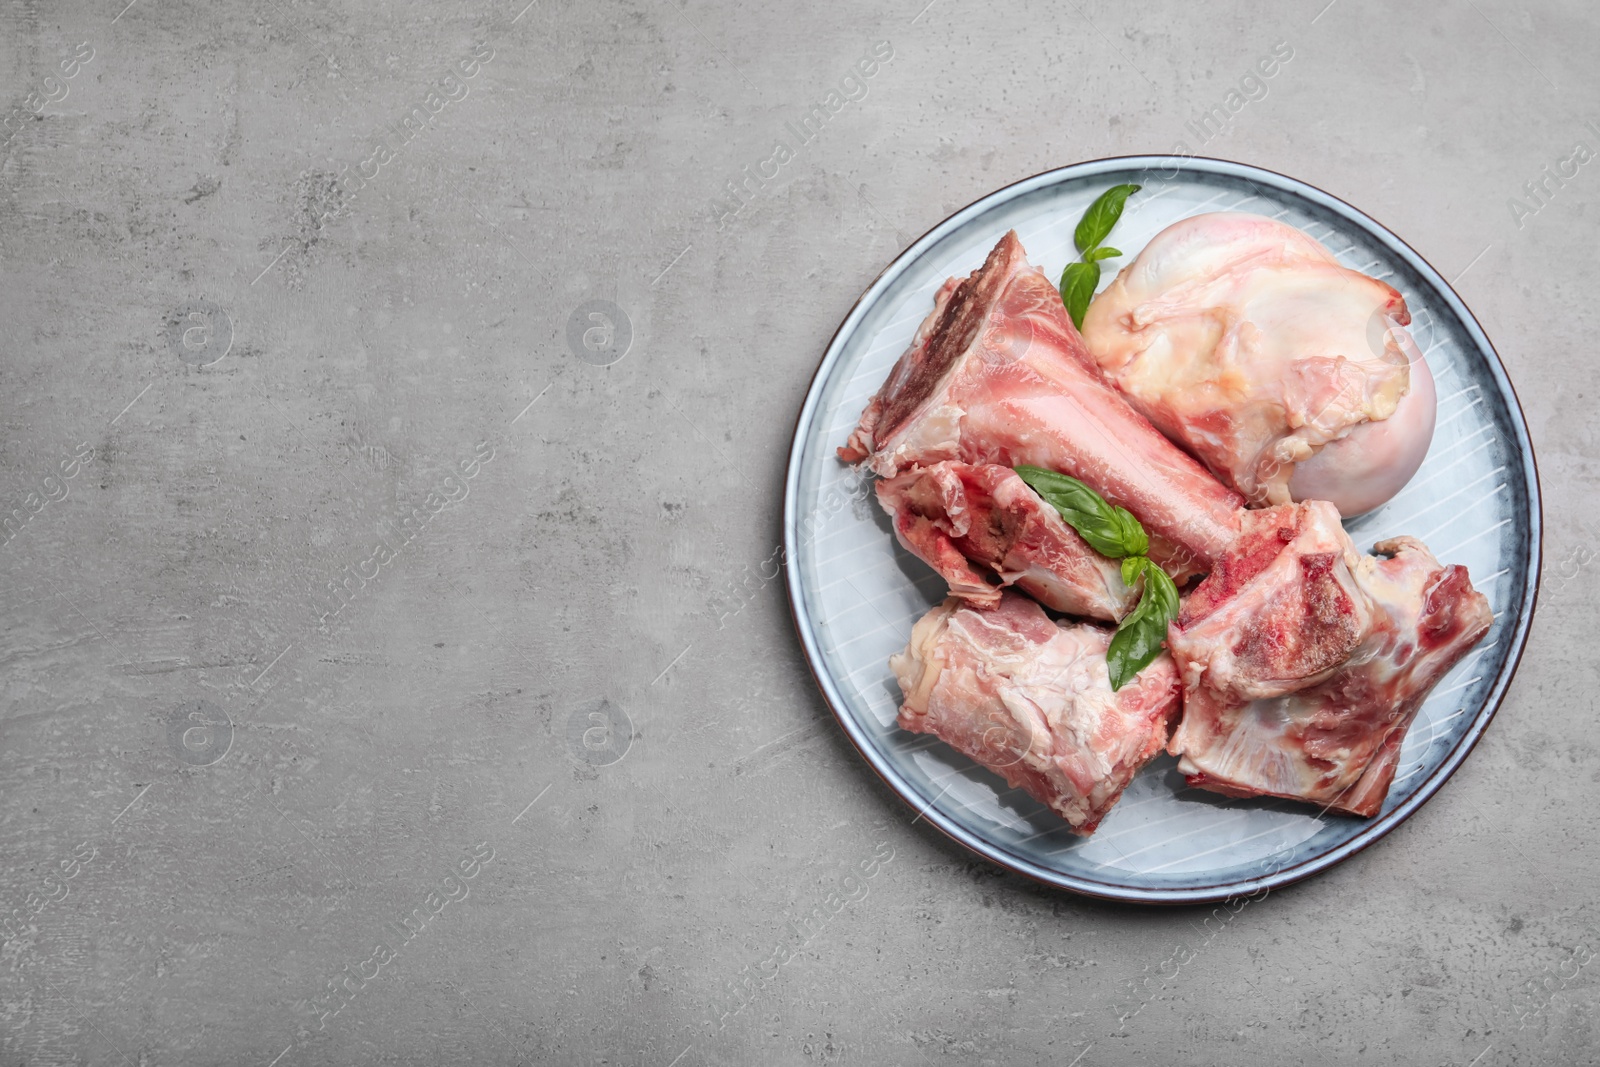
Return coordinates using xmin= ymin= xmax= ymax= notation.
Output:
xmin=0 ymin=1 xmax=1592 ymax=1064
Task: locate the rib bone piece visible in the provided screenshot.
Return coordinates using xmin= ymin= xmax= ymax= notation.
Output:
xmin=875 ymin=461 xmax=1136 ymax=621
xmin=840 ymin=230 xmax=1244 ymax=576
xmin=1165 ymin=501 xmax=1493 ymax=816
xmin=892 ymin=592 xmax=1182 ymax=835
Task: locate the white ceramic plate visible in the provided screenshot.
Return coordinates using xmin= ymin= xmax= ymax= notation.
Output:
xmin=783 ymin=157 xmax=1541 ymax=904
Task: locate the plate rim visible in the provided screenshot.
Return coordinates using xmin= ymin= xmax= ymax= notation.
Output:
xmin=782 ymin=154 xmax=1543 ymax=905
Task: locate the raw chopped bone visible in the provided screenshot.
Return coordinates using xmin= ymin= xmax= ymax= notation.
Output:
xmin=1165 ymin=502 xmax=1493 ymax=816
xmin=841 ymin=230 xmax=1243 ymax=577
xmin=1080 ymin=212 xmax=1434 ymax=514
xmin=875 ymin=461 xmax=1137 ymax=621
xmin=892 ymin=592 xmax=1182 ymax=834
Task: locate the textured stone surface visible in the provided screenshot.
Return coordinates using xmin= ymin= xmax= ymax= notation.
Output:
xmin=0 ymin=1 xmax=1592 ymax=1064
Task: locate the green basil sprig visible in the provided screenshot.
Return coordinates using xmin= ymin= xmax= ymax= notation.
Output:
xmin=1059 ymin=263 xmax=1101 ymax=333
xmin=1108 ymin=557 xmax=1180 ymax=692
xmin=1015 ymin=464 xmax=1178 ymax=691
xmin=1059 ymin=183 xmax=1139 ymax=330
xmin=1011 ymin=466 xmax=1146 ymax=560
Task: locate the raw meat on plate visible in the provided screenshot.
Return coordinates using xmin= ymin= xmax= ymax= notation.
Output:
xmin=875 ymin=461 xmax=1137 ymax=622
xmin=1165 ymin=501 xmax=1493 ymax=816
xmin=892 ymin=592 xmax=1182 ymax=834
xmin=840 ymin=230 xmax=1243 ymax=578
xmin=1079 ymin=212 xmax=1436 ymax=515
xmin=846 ymin=226 xmax=1491 ymax=830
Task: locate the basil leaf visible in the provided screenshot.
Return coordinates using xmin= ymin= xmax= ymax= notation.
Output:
xmin=1074 ymin=183 xmax=1140 ymax=256
xmin=1014 ymin=465 xmax=1147 ymax=560
xmin=1110 ymin=506 xmax=1147 ymax=559
xmin=1060 ymin=260 xmax=1100 ymax=331
xmin=1016 ymin=463 xmax=1175 ymax=689
xmin=1145 ymin=558 xmax=1181 ymax=618
xmin=1085 ymin=246 xmax=1123 ymax=262
xmin=1107 ymin=558 xmax=1180 ymax=690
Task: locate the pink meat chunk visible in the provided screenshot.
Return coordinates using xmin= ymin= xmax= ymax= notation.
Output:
xmin=840 ymin=230 xmax=1244 ymax=578
xmin=892 ymin=592 xmax=1183 ymax=834
xmin=876 ymin=461 xmax=1137 ymax=622
xmin=1166 ymin=502 xmax=1493 ymax=817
